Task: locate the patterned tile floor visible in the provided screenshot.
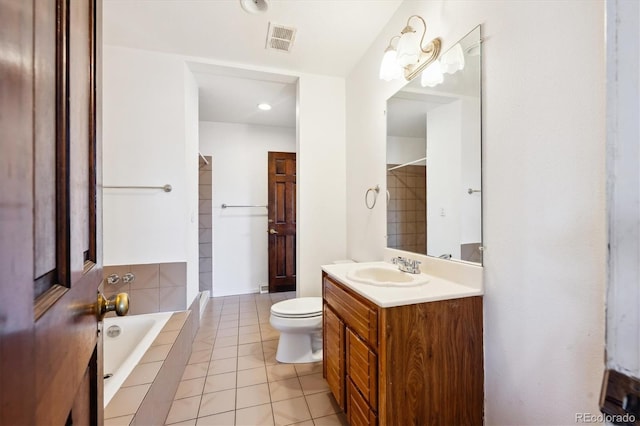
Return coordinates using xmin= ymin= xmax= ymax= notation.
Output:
xmin=164 ymin=292 xmax=347 ymax=426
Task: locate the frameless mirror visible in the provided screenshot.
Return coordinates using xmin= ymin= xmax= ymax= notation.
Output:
xmin=386 ymin=25 xmax=482 ymax=264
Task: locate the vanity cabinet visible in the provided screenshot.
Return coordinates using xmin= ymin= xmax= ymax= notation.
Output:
xmin=322 ymin=272 xmax=484 ymax=426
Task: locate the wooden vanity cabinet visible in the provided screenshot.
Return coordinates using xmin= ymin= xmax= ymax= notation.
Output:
xmin=322 ymin=272 xmax=484 ymax=426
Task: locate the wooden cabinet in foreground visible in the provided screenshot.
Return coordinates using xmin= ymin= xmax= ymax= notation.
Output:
xmin=322 ymin=272 xmax=484 ymax=425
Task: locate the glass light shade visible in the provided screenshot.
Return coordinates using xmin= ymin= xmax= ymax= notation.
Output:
xmin=395 ymin=29 xmax=421 ymax=67
xmin=421 ymin=60 xmax=443 ymax=87
xmin=440 ymin=43 xmax=465 ymax=74
xmin=379 ymin=49 xmax=403 ymax=81
xmin=240 ymin=0 xmax=269 ymax=14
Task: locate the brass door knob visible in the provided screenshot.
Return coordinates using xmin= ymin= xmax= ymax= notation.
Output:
xmin=269 ymin=229 xmax=278 ymax=234
xmin=97 ymin=293 xmax=129 ymax=320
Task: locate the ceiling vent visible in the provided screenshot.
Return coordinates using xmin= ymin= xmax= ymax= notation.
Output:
xmin=265 ymin=23 xmax=296 ymax=53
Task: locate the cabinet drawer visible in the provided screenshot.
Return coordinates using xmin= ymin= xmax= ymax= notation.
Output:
xmin=347 ymin=378 xmax=377 ymax=426
xmin=323 ymin=275 xmax=378 ymax=347
xmin=347 ymin=329 xmax=377 ymax=410
xmin=323 ymin=305 xmax=345 ymax=410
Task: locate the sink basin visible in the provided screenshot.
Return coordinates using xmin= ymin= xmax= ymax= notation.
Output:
xmin=346 ymin=266 xmax=429 ymax=287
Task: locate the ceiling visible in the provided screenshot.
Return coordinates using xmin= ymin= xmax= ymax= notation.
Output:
xmin=103 ymin=0 xmax=403 ymax=127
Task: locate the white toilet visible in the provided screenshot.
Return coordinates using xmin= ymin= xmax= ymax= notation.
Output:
xmin=269 ymin=297 xmax=323 ymax=363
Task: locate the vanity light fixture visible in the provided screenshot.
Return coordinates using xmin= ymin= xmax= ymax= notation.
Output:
xmin=379 ymin=15 xmax=441 ymax=82
xmin=420 ymin=60 xmax=443 ymax=87
xmin=440 ymin=43 xmax=465 ymax=74
xmin=379 ymin=36 xmax=403 ymax=81
xmin=420 ymin=42 xmax=465 ymax=88
xmin=257 ymin=103 xmax=272 ymax=111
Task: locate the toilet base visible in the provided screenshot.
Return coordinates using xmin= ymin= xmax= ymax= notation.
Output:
xmin=275 ymin=330 xmax=323 ymax=364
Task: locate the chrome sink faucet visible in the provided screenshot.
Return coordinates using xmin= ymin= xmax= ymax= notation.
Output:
xmin=391 ymin=256 xmax=422 ymax=274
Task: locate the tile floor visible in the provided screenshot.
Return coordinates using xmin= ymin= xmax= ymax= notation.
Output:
xmin=164 ymin=292 xmax=347 ymax=426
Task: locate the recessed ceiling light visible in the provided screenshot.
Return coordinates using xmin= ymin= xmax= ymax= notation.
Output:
xmin=240 ymin=0 xmax=269 ymax=14
xmin=257 ymin=103 xmax=272 ymax=111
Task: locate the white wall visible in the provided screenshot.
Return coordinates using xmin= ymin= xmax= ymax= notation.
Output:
xmin=386 ymin=136 xmax=425 ymax=165
xmin=199 ymin=122 xmax=296 ymax=297
xmin=297 ymin=75 xmax=348 ymax=297
xmin=346 ymin=1 xmax=606 ymax=424
xmin=184 ymin=66 xmax=200 ymax=307
xmin=460 ymin=96 xmax=482 ymax=245
xmin=104 ymin=46 xmax=348 ymax=301
xmin=103 ymin=45 xmax=200 ymax=307
xmin=606 ymin=0 xmax=640 ymax=377
xmin=103 ymin=46 xmax=188 ymax=265
xmin=427 ymin=101 xmax=462 ymax=258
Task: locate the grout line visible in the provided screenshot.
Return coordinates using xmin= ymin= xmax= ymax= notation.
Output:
xmin=180 ymin=292 xmax=308 ymax=425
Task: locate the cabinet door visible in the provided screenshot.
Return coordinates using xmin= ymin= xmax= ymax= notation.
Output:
xmin=347 ymin=378 xmax=377 ymax=426
xmin=323 ymin=304 xmax=345 ymax=409
xmin=347 ymin=329 xmax=377 ymax=410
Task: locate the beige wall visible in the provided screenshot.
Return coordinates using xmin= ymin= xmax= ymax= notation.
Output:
xmin=103 ymin=262 xmax=187 ymax=315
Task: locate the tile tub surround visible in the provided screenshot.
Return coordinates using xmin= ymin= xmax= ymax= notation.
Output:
xmin=105 ymin=310 xmax=195 ymax=425
xmin=103 ymin=262 xmax=187 ymax=315
xmin=387 ymin=164 xmax=427 ymax=254
xmin=164 ymin=292 xmax=348 ymax=426
xmin=199 ymin=155 xmax=213 ymax=293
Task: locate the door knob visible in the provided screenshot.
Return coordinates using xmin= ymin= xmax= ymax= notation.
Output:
xmin=97 ymin=293 xmax=129 ymax=320
xmin=269 ymin=229 xmax=278 ymax=234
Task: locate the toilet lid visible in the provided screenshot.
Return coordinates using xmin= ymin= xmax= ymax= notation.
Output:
xmin=271 ymin=297 xmax=323 ymax=318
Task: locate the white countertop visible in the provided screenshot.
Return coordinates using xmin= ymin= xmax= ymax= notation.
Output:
xmin=321 ymin=261 xmax=483 ymax=308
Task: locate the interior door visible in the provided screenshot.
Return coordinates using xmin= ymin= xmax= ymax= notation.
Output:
xmin=0 ymin=0 xmax=104 ymax=424
xmin=268 ymin=152 xmax=297 ymax=293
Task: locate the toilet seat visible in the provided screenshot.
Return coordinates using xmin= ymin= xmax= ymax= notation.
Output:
xmin=270 ymin=297 xmax=322 ymax=319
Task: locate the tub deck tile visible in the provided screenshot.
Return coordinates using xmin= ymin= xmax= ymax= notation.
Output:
xmin=105 ymin=383 xmax=151 ymax=418
xmin=104 ymin=414 xmax=134 ymax=426
xmin=163 ymin=311 xmax=189 ymax=332
xmin=153 ymin=330 xmax=181 ymax=346
xmin=121 ymin=361 xmax=163 ymax=388
xmin=140 ymin=343 xmax=172 ymax=363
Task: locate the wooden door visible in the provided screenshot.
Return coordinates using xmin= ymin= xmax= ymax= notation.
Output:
xmin=0 ymin=0 xmax=104 ymax=424
xmin=267 ymin=152 xmax=297 ymax=293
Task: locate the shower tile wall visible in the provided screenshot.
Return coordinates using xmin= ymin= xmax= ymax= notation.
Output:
xmin=103 ymin=262 xmax=186 ymax=315
xmin=199 ymin=156 xmax=213 ymax=293
xmin=387 ymin=165 xmax=427 ymax=254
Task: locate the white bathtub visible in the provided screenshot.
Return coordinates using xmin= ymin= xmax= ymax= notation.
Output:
xmin=103 ymin=311 xmax=173 ymax=407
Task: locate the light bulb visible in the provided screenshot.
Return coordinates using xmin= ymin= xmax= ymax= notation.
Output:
xmin=379 ymin=49 xmax=402 ymax=81
xmin=396 ymin=27 xmax=421 ymax=67
xmin=440 ymin=43 xmax=465 ymax=74
xmin=421 ymin=60 xmax=443 ymax=87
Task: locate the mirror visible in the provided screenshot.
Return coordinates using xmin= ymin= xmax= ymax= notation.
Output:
xmin=386 ymin=25 xmax=482 ymax=264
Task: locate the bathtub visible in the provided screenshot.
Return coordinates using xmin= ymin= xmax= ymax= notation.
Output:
xmin=103 ymin=311 xmax=173 ymax=407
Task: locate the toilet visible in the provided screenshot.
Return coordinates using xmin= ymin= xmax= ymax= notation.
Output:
xmin=270 ymin=297 xmax=323 ymax=363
